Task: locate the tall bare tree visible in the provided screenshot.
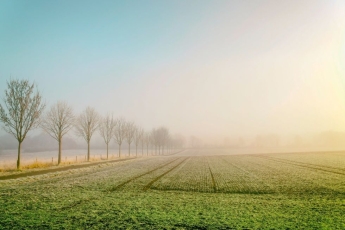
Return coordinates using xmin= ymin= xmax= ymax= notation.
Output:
xmin=75 ymin=107 xmax=99 ymax=161
xmin=143 ymin=131 xmax=151 ymax=156
xmin=0 ymin=79 xmax=45 ymax=169
xmin=99 ymin=113 xmax=116 ymax=159
xmin=41 ymin=101 xmax=74 ymax=165
xmin=114 ymin=117 xmax=126 ymax=158
xmin=124 ymin=121 xmax=136 ymax=156
xmin=140 ymin=129 xmax=145 ymax=156
xmin=133 ymin=126 xmax=143 ymax=156
xmin=156 ymin=127 xmax=169 ymax=155
xmin=151 ymin=128 xmax=158 ymax=155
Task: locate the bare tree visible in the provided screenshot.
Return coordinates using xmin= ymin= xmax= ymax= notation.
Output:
xmin=166 ymin=137 xmax=172 ymax=154
xmin=124 ymin=121 xmax=136 ymax=156
xmin=114 ymin=117 xmax=126 ymax=158
xmin=156 ymin=127 xmax=169 ymax=155
xmin=143 ymin=131 xmax=151 ymax=156
xmin=140 ymin=129 xmax=145 ymax=156
xmin=133 ymin=126 xmax=143 ymax=156
xmin=0 ymin=79 xmax=45 ymax=169
xmin=99 ymin=113 xmax=116 ymax=159
xmin=41 ymin=101 xmax=74 ymax=165
xmin=151 ymin=128 xmax=159 ymax=155
xmin=75 ymin=107 xmax=99 ymax=161
xmin=150 ymin=127 xmax=169 ymax=155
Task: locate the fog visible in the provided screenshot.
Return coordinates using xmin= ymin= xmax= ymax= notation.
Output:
xmin=1 ymin=1 xmax=345 ymax=153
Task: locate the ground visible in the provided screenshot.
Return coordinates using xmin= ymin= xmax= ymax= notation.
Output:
xmin=0 ymin=149 xmax=344 ymax=229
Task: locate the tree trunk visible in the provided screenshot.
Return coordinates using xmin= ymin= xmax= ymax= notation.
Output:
xmin=58 ymin=138 xmax=62 ymax=165
xmin=87 ymin=141 xmax=90 ymax=161
xmin=119 ymin=144 xmax=121 ymax=158
xmin=136 ymin=145 xmax=137 ymax=157
xmin=147 ymin=146 xmax=148 ymax=156
xmin=17 ymin=141 xmax=21 ymax=170
xmin=106 ymin=143 xmax=109 ymax=159
xmin=128 ymin=144 xmax=131 ymax=157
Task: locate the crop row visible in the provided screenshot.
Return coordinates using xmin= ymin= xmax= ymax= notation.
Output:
xmin=263 ymin=151 xmax=345 ymax=172
xmin=2 ymin=153 xmax=344 ymax=196
xmin=239 ymin=155 xmax=345 ymax=194
xmin=151 ymin=156 xmax=214 ymax=192
xmin=115 ymin=157 xmax=188 ymax=191
xmin=150 ymin=154 xmax=345 ymax=195
xmin=0 ymin=157 xmax=177 ymax=192
xmin=209 ymin=156 xmax=274 ymax=194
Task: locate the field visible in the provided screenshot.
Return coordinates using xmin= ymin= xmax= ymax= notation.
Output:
xmin=0 ymin=149 xmax=344 ymax=229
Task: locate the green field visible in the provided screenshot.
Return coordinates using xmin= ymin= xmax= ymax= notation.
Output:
xmin=0 ymin=150 xmax=344 ymax=229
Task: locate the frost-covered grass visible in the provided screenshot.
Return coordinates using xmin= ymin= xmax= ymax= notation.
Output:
xmin=0 ymin=151 xmax=344 ymax=229
xmin=152 ymin=157 xmax=215 ymax=192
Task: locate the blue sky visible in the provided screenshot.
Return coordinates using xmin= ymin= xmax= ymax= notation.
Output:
xmin=0 ymin=1 xmax=226 ymax=109
xmin=1 ymin=0 xmax=345 ymax=140
xmin=0 ymin=1 xmax=196 ymax=94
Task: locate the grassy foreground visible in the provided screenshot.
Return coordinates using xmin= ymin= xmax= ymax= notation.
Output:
xmin=0 ymin=190 xmax=344 ymax=229
xmin=0 ymin=151 xmax=344 ymax=229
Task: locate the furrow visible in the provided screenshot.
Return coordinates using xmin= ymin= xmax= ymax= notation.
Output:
xmin=108 ymin=157 xmax=181 ymax=191
xmin=264 ymin=155 xmax=345 ymax=172
xmin=142 ymin=157 xmax=189 ymax=191
xmin=207 ymin=161 xmax=217 ymax=193
xmin=254 ymin=155 xmax=345 ymax=176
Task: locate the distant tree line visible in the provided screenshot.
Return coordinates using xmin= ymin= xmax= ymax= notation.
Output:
xmin=0 ymin=79 xmax=185 ymax=169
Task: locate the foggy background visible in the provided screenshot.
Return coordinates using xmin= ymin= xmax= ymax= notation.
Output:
xmin=1 ymin=1 xmax=345 ymax=155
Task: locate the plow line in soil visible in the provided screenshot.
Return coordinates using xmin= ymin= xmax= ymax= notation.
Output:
xmin=253 ymin=155 xmax=345 ymax=176
xmin=143 ymin=157 xmax=190 ymax=191
xmin=262 ymin=155 xmax=345 ymax=172
xmin=108 ymin=157 xmax=183 ymax=191
xmin=207 ymin=160 xmax=217 ymax=193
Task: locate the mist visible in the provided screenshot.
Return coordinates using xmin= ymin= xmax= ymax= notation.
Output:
xmin=1 ymin=0 xmax=345 ymax=152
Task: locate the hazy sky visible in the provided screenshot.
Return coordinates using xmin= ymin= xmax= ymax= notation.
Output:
xmin=1 ymin=0 xmax=345 ymax=140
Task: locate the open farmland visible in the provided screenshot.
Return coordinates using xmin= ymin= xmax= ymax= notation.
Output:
xmin=0 ymin=149 xmax=345 ymax=229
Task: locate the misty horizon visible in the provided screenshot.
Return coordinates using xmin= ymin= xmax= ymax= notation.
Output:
xmin=3 ymin=130 xmax=345 ymax=152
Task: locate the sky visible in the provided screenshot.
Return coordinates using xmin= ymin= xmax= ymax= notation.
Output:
xmin=1 ymin=0 xmax=345 ymax=142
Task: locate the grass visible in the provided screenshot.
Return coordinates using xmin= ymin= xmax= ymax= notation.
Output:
xmin=0 ymin=154 xmax=121 ymax=172
xmin=0 ymin=150 xmax=344 ymax=229
xmin=21 ymin=161 xmax=54 ymax=170
xmin=0 ymin=159 xmax=76 ymax=172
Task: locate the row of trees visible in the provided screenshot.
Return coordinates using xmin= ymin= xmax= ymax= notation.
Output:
xmin=0 ymin=79 xmax=184 ymax=169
